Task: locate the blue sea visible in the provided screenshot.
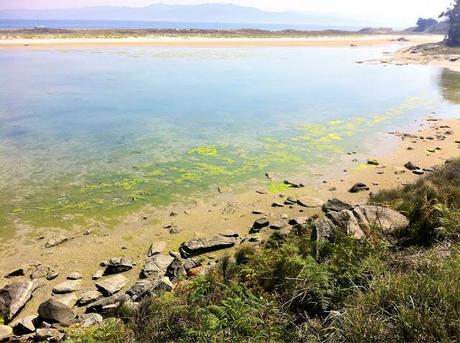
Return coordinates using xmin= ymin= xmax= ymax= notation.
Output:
xmin=0 ymin=19 xmax=361 ymax=31
xmin=0 ymin=43 xmax=459 ymax=231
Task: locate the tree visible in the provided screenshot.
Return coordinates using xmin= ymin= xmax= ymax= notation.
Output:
xmin=442 ymin=0 xmax=460 ymax=46
xmin=415 ymin=18 xmax=438 ymax=32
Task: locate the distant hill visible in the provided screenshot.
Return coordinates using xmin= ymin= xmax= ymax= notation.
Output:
xmin=0 ymin=4 xmax=361 ymax=27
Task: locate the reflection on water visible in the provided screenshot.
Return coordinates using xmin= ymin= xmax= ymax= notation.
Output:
xmin=1 ymin=46 xmax=460 ymax=233
xmin=439 ymin=68 xmax=460 ymax=105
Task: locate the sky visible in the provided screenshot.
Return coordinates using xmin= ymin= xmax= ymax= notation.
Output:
xmin=0 ymin=0 xmax=452 ymax=27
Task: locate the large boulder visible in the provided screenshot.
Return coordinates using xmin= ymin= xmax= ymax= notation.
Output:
xmin=37 ymin=298 xmax=75 ymax=325
xmin=179 ymin=236 xmax=237 ymax=258
xmin=0 ymin=281 xmax=38 ymax=322
xmin=327 ymin=210 xmax=365 ymax=239
xmin=352 ymin=205 xmax=409 ymax=235
xmin=96 ymin=274 xmax=129 ymax=296
xmin=311 ymin=217 xmax=336 ymax=241
xmin=142 ymin=255 xmax=174 ymax=279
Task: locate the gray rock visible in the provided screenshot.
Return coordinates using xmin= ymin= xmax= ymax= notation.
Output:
xmin=284 ymin=196 xmax=297 ymax=205
xmin=10 ymin=315 xmax=37 ymax=334
xmin=0 ymin=325 xmax=12 ymax=341
xmin=30 ymin=264 xmax=59 ymax=281
xmin=103 ymin=257 xmax=133 ymax=275
xmin=271 ymin=202 xmax=285 ymax=208
xmin=4 ymin=268 xmax=25 ymax=279
xmin=92 ymin=269 xmax=104 ymax=280
xmin=80 ymin=313 xmax=103 ymax=328
xmin=349 ymin=183 xmax=370 ymax=193
xmin=52 ymin=280 xmax=81 ymax=294
xmin=327 ymin=210 xmax=365 ymax=239
xmin=147 ymin=241 xmax=167 ymax=257
xmin=45 ymin=234 xmax=70 ymax=248
xmin=0 ymin=281 xmax=38 ymax=321
xmin=179 ymin=236 xmax=237 ymax=258
xmin=77 ymin=291 xmax=103 ymax=306
xmin=352 ymin=205 xmax=409 ymax=235
xmin=96 ymin=274 xmax=129 ymax=296
xmin=250 ymin=218 xmax=269 ymax=233
xmin=312 ymin=217 xmax=337 ymax=241
xmin=86 ymin=293 xmax=129 ymax=314
xmin=322 ymin=198 xmax=353 ymax=213
xmin=36 ymin=328 xmax=64 ymax=341
xmin=53 ymin=292 xmax=78 ymax=307
xmin=155 ymin=277 xmax=173 ymax=292
xmin=404 ymin=161 xmax=419 ymax=171
xmin=166 ymin=258 xmax=186 ymax=279
xmin=67 ymin=272 xmax=82 ymax=280
xmin=270 ymin=220 xmax=288 ymax=230
xmin=127 ymin=280 xmax=155 ymax=301
xmin=38 ymin=298 xmax=75 ymax=325
xmin=142 ymin=255 xmax=174 ymax=279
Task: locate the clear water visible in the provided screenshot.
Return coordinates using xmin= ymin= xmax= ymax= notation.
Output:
xmin=0 ymin=45 xmax=459 ymax=232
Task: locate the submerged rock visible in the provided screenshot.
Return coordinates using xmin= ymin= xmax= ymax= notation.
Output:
xmin=0 ymin=281 xmax=38 ymax=322
xmin=179 ymin=236 xmax=237 ymax=258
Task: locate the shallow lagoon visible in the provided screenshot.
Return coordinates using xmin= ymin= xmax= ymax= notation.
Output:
xmin=1 ymin=45 xmax=459 ymax=232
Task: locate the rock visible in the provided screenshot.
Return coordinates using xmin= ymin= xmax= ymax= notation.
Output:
xmin=86 ymin=293 xmax=129 ymax=314
xmin=96 ymin=275 xmax=129 ymax=296
xmin=103 ymin=257 xmax=133 ymax=275
xmin=38 ymin=298 xmax=75 ymax=325
xmin=92 ymin=270 xmax=104 ymax=280
xmin=283 ymin=179 xmax=305 ymax=188
xmin=0 ymin=325 xmax=12 ymax=341
xmin=0 ymin=281 xmax=38 ymax=321
xmin=147 ymin=241 xmax=167 ymax=257
xmin=413 ymin=170 xmax=425 ymax=175
xmin=53 ymin=292 xmax=78 ymax=307
xmin=36 ymin=328 xmax=64 ymax=341
xmin=284 ymin=196 xmax=297 ymax=205
xmin=164 ymin=224 xmax=182 ymax=235
xmin=312 ymin=217 xmax=336 ymax=241
xmin=30 ymin=264 xmax=59 ymax=281
xmin=367 ymin=159 xmax=379 ymax=165
xmin=127 ymin=280 xmax=155 ymax=301
xmin=67 ymin=272 xmax=82 ymax=280
xmin=52 ymin=280 xmax=81 ymax=294
xmin=166 ymin=258 xmax=186 ymax=279
xmin=271 ymin=202 xmax=284 ymax=208
xmin=219 ymin=230 xmax=239 ymax=238
xmin=80 ymin=313 xmax=103 ymax=328
xmin=322 ymin=199 xmax=353 ymax=213
xmin=10 ymin=315 xmax=37 ymax=334
xmin=288 ymin=217 xmax=309 ymax=226
xmin=252 ymin=210 xmax=265 ymax=215
xmin=77 ymin=291 xmax=103 ymax=306
xmin=4 ymin=268 xmax=25 ymax=279
xmin=270 ymin=220 xmax=288 ymax=230
xmin=155 ymin=277 xmax=173 ymax=292
xmin=142 ymin=255 xmax=174 ymax=279
xmin=349 ymin=183 xmax=370 ymax=193
xmin=327 ymin=210 xmax=365 ymax=239
xmin=352 ymin=205 xmax=409 ymax=235
xmin=404 ymin=161 xmax=419 ymax=171
xmin=250 ymin=218 xmax=269 ymax=233
xmin=45 ymin=234 xmax=70 ymax=248
xmin=179 ymin=236 xmax=237 ymax=258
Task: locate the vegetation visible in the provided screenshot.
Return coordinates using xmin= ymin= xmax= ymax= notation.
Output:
xmin=67 ymin=160 xmax=460 ymax=342
xmin=443 ymin=0 xmax=460 ymax=46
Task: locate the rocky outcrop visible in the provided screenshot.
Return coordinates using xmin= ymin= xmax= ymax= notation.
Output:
xmin=142 ymin=255 xmax=174 ymax=279
xmin=352 ymin=205 xmax=409 ymax=235
xmin=179 ymin=236 xmax=237 ymax=258
xmin=37 ymin=298 xmax=75 ymax=325
xmin=327 ymin=210 xmax=365 ymax=239
xmin=0 ymin=281 xmax=38 ymax=322
xmin=96 ymin=274 xmax=129 ymax=296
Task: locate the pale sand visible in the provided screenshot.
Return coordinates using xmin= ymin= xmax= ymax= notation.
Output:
xmin=1 ymin=115 xmax=459 ymax=317
xmin=0 ymin=34 xmax=443 ymax=49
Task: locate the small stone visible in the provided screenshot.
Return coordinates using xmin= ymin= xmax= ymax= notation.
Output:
xmin=281 ymin=214 xmax=288 ymax=219
xmin=52 ymin=280 xmax=81 ymax=294
xmin=283 ymin=179 xmax=305 ymax=188
xmin=220 ymin=230 xmax=239 ymax=238
xmin=272 ymin=202 xmax=284 ymax=208
xmin=251 ymin=218 xmax=269 ymax=233
xmin=67 ymin=272 xmax=82 ymax=280
xmin=284 ymin=196 xmax=297 ymax=205
xmin=367 ymin=159 xmax=379 ymax=165
xmin=45 ymin=234 xmax=70 ymax=248
xmin=349 ymin=183 xmax=370 ymax=193
xmin=164 ymin=224 xmax=182 ymax=234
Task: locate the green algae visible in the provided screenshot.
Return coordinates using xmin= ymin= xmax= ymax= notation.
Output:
xmin=268 ymin=182 xmax=291 ymax=194
xmin=188 ymin=146 xmax=218 ymax=157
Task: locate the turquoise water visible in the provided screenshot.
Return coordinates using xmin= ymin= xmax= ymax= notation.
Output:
xmin=0 ymin=45 xmax=459 ymax=231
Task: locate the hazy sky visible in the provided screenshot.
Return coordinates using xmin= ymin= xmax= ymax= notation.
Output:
xmin=0 ymin=0 xmax=452 ymax=26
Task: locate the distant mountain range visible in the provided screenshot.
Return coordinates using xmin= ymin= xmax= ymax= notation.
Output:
xmin=0 ymin=4 xmax=363 ymax=27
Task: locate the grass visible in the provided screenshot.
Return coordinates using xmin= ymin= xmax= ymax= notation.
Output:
xmin=43 ymin=161 xmax=460 ymax=342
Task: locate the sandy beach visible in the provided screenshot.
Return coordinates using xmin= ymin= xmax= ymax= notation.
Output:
xmin=0 ymin=33 xmax=443 ymax=49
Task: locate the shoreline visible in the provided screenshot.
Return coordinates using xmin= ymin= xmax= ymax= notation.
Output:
xmin=1 ymin=114 xmax=459 ymax=318
xmin=0 ymin=34 xmax=443 ymax=49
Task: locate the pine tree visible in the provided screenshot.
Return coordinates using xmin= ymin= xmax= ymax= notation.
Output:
xmin=443 ymin=0 xmax=460 ymax=46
